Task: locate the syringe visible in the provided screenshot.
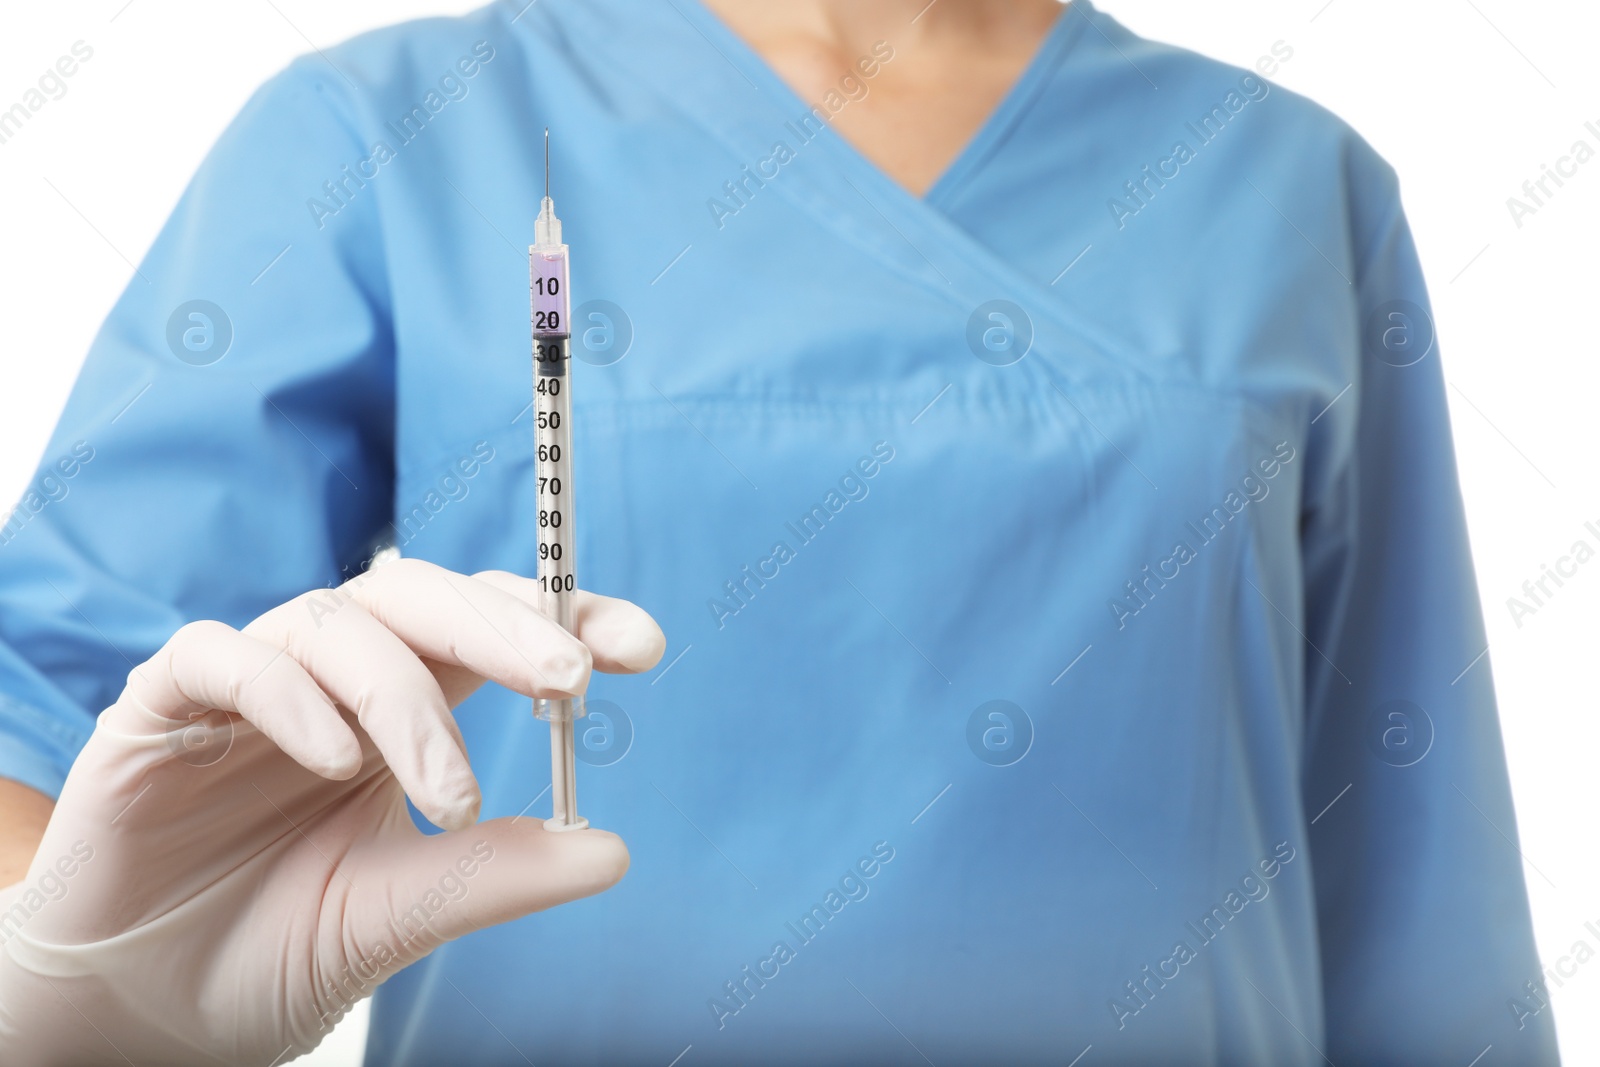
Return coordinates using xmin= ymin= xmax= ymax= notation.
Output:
xmin=531 ymin=129 xmax=587 ymax=832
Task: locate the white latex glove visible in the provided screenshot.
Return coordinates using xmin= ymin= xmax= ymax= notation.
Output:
xmin=0 ymin=558 xmax=665 ymax=1066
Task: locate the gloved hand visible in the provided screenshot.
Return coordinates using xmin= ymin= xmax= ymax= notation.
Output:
xmin=0 ymin=558 xmax=664 ymax=1066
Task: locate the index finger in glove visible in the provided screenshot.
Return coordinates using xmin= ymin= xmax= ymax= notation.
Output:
xmin=342 ymin=558 xmax=593 ymax=700
xmin=470 ymin=571 xmax=666 ymax=674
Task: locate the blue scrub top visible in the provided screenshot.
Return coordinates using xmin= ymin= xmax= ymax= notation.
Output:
xmin=0 ymin=1 xmax=1558 ymax=1064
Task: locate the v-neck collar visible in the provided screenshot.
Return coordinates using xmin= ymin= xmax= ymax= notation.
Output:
xmin=670 ymin=0 xmax=1089 ymax=208
xmin=536 ymin=0 xmax=1149 ymax=388
xmin=924 ymin=5 xmax=1087 ymax=205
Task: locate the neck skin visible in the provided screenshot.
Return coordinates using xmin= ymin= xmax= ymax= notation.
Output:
xmin=697 ymin=0 xmax=1066 ymax=196
xmin=699 ymin=0 xmax=1065 ymax=60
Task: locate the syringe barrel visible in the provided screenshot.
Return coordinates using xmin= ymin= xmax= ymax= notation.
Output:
xmin=531 ymin=242 xmax=584 ymax=726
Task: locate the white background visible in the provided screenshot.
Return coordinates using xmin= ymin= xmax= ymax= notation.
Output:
xmin=1 ymin=1 xmax=1594 ymax=1063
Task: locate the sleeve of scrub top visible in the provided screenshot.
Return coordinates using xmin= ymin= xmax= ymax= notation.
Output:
xmin=1299 ymin=189 xmax=1558 ymax=1061
xmin=0 ymin=59 xmax=394 ymax=801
